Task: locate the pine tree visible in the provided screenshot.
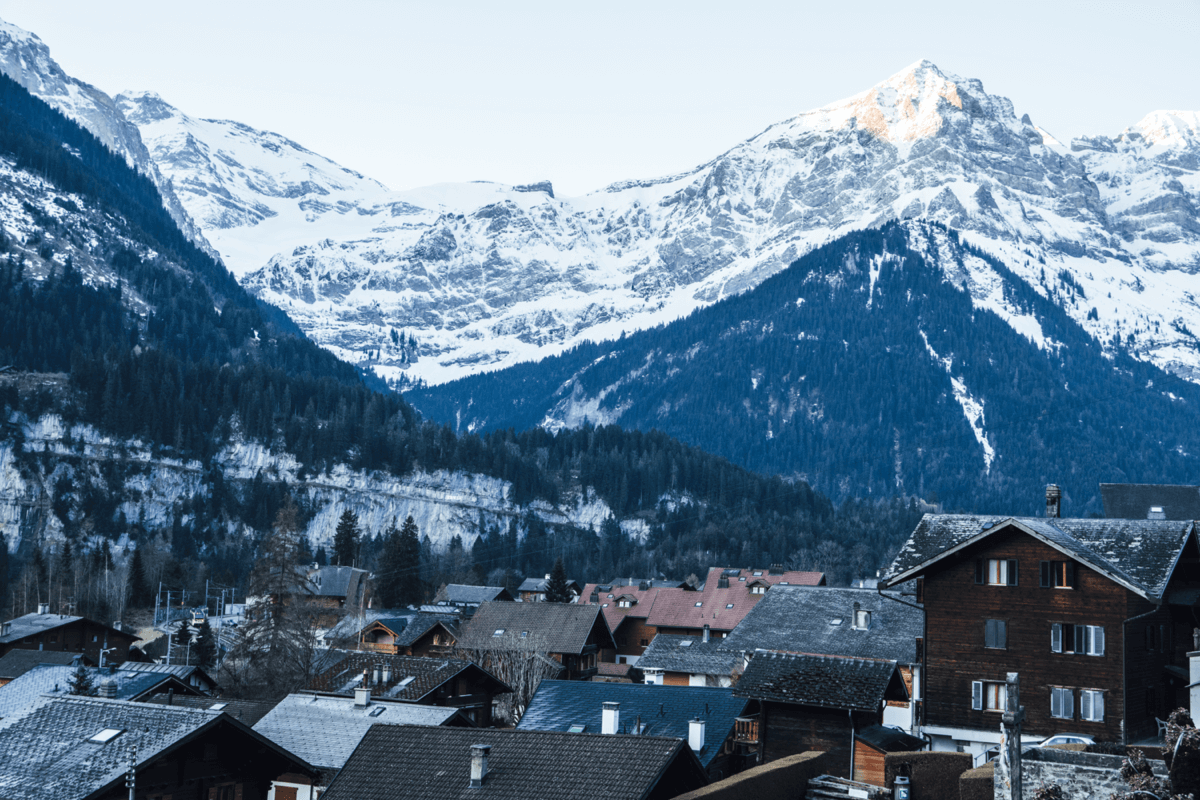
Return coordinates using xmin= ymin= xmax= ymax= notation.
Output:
xmin=193 ymin=617 xmax=217 ymax=670
xmin=67 ymin=665 xmax=97 ymax=696
xmin=0 ymin=534 xmax=8 ymax=614
xmin=386 ymin=515 xmax=423 ymax=607
xmin=375 ymin=522 xmax=407 ymax=608
xmin=333 ymin=509 xmax=360 ymax=567
xmin=545 ymin=557 xmax=571 ymax=603
xmin=126 ymin=546 xmax=150 ymax=608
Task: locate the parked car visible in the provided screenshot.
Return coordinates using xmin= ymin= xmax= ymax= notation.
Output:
xmin=1038 ymin=733 xmax=1095 ymax=748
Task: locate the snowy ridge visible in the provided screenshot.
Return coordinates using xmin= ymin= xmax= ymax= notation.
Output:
xmin=107 ymin=59 xmax=1200 ymax=388
xmin=919 ymin=330 xmax=995 ymax=473
xmin=0 ymin=414 xmax=626 ymax=554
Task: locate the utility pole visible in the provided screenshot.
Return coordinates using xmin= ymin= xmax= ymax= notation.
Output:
xmin=999 ymin=672 xmax=1025 ymax=800
xmin=164 ymin=589 xmax=172 ymax=666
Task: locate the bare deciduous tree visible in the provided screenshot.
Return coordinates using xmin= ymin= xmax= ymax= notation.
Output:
xmin=453 ymin=631 xmax=562 ymax=725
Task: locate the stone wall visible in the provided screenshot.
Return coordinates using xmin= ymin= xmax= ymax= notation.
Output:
xmin=671 ymin=751 xmax=831 ymax=800
xmin=884 ymin=752 xmax=973 ymax=800
xmin=993 ymin=748 xmax=1168 ymax=800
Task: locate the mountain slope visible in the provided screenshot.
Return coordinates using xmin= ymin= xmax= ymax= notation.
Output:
xmin=117 ymin=61 xmax=1200 ymax=388
xmin=408 ymin=221 xmax=1200 ymax=514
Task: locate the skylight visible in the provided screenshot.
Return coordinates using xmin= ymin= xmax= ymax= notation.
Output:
xmin=726 ymin=603 xmax=734 ymax=609
xmin=208 ymin=703 xmax=228 ymax=711
xmin=694 ymin=602 xmax=703 ymax=607
xmin=680 ymin=640 xmax=693 ymax=647
xmin=369 ymin=706 xmax=386 ymax=717
xmin=89 ymin=729 xmax=124 ymax=744
xmin=568 ymin=724 xmax=586 ymax=733
xmin=829 ymin=618 xmax=844 ymax=626
xmin=753 ymin=571 xmax=763 ymax=576
xmin=493 ymin=629 xmax=505 ymax=636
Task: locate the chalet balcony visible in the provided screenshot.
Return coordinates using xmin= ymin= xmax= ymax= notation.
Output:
xmin=734 ymin=714 xmax=759 ymax=745
xmin=358 ymin=641 xmax=398 ymax=654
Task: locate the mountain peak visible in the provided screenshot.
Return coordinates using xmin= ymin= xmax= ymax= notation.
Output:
xmin=1128 ymin=109 xmax=1200 ymax=150
xmin=115 ymin=90 xmax=181 ymax=125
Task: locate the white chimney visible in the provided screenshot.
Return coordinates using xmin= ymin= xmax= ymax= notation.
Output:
xmin=37 ymin=603 xmax=49 ymax=615
xmin=1190 ymin=633 xmax=1200 ymax=726
xmin=382 ymin=664 xmax=391 ymax=684
xmin=373 ymin=664 xmax=381 ymax=685
xmin=470 ymin=744 xmax=491 ymax=787
xmin=98 ymin=679 xmax=117 ymax=699
xmin=688 ymin=719 xmax=706 ymax=752
xmin=354 ymin=687 xmax=371 ymax=707
xmin=702 ymin=624 xmax=710 ymax=644
xmin=602 ymin=701 xmax=620 ymax=734
xmin=545 ymin=574 xmax=551 ymax=580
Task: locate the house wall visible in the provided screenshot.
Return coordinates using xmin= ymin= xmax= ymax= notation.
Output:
xmin=1 ymin=620 xmax=137 ymax=664
xmin=758 ymin=702 xmax=875 ymax=777
xmin=922 ymin=528 xmax=1135 ymax=743
xmin=852 ymin=743 xmax=887 ymax=786
xmin=614 ymin=617 xmax=657 ymax=658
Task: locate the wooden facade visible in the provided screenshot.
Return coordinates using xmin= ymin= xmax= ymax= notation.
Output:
xmin=921 ymin=524 xmax=1200 ymax=742
xmin=0 ymin=617 xmax=138 ymax=664
xmin=613 ymin=617 xmax=658 ymax=660
xmin=758 ymin=703 xmax=879 ymax=778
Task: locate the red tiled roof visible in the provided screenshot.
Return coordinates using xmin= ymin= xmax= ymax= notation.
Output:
xmin=596 ymin=662 xmax=634 ymax=677
xmin=578 ymin=583 xmax=668 ymax=631
xmin=644 ymin=567 xmax=824 ymax=633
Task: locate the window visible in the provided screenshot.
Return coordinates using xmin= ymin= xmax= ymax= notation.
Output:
xmin=640 ymin=638 xmax=649 ymax=646
xmin=568 ymin=723 xmax=586 ymax=733
xmin=750 ymin=585 xmax=766 ymax=595
xmin=1080 ymin=690 xmax=1105 ymax=722
xmin=984 ymin=619 xmax=1007 ymax=649
xmin=618 ymin=600 xmax=630 ymax=608
xmin=492 ymin=629 xmax=505 ymax=637
xmin=976 ymin=559 xmax=1018 ymax=586
xmin=854 ymin=610 xmax=871 ymax=630
xmin=1040 ymin=561 xmax=1076 ymax=589
xmin=694 ymin=602 xmax=703 ymax=607
xmin=726 ymin=603 xmax=734 ymax=609
xmin=89 ymin=729 xmax=124 ymax=743
xmin=1051 ymin=623 xmax=1104 ymax=656
xmin=1050 ymin=687 xmax=1074 ymax=719
xmin=1146 ymin=625 xmax=1155 ymax=652
xmin=972 ymin=681 xmax=1006 ymax=711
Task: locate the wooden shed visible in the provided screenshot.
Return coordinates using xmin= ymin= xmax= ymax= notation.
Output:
xmin=853 ymin=724 xmax=926 ymax=786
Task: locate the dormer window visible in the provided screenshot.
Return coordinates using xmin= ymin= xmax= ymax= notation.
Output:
xmin=749 ymin=583 xmax=767 ymax=595
xmin=1149 ymin=506 xmax=1166 ymax=520
xmin=853 ymin=610 xmax=871 ymax=630
xmin=618 ymin=600 xmax=631 ymax=608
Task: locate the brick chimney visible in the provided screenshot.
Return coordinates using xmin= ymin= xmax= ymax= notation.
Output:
xmin=602 ymin=702 xmax=620 ymax=734
xmin=470 ymin=744 xmax=491 ymax=788
xmin=1046 ymin=484 xmax=1062 ymax=518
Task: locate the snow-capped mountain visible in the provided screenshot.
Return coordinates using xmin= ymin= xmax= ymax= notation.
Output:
xmin=117 ymin=60 xmax=1200 ymax=388
xmin=0 ymin=18 xmax=212 ymax=253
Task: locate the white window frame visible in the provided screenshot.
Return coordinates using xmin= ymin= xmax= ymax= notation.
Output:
xmin=972 ymin=680 xmax=1006 ymax=712
xmin=1081 ymin=690 xmax=1105 ymax=722
xmin=1050 ymin=687 xmax=1074 ymax=719
xmin=1051 ymin=623 xmax=1104 ymax=656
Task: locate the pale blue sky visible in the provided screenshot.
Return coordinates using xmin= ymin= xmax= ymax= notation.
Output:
xmin=1 ymin=0 xmax=1197 ymax=197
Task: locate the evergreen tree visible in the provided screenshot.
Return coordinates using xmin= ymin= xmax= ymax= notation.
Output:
xmin=0 ymin=534 xmax=8 ymax=615
xmin=67 ymin=665 xmax=97 ymax=696
xmin=31 ymin=546 xmax=47 ymax=606
xmin=126 ymin=546 xmax=150 ymax=608
xmin=332 ymin=509 xmax=360 ymax=567
xmin=387 ymin=515 xmax=423 ymax=607
xmin=193 ymin=617 xmax=217 ymax=670
xmin=545 ymin=557 xmax=571 ymax=603
xmin=314 ymin=546 xmax=328 ymax=566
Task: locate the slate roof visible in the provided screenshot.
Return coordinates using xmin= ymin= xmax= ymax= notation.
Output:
xmin=0 ymin=612 xmax=131 ymax=645
xmin=140 ymin=694 xmax=277 ymax=726
xmin=734 ymin=651 xmax=907 ymax=711
xmin=855 ymin=724 xmax=926 ymax=753
xmin=0 ymin=664 xmax=198 ymax=719
xmin=0 ymin=650 xmax=90 ymax=679
xmin=882 ymin=515 xmax=1196 ymax=601
xmin=644 ymin=567 xmax=823 ymax=633
xmin=516 ymin=576 xmax=582 ymax=594
xmin=439 ymin=584 xmax=514 ymax=605
xmin=321 ymin=725 xmax=708 ymax=800
xmin=254 ymin=693 xmax=462 ymax=769
xmin=306 ymin=651 xmax=512 ymax=702
xmin=116 ymin=661 xmax=217 ymax=690
xmin=1101 ymin=484 xmax=1200 ymax=520
xmin=392 ymin=611 xmax=461 ymax=647
xmin=637 ymin=635 xmax=742 ymax=677
xmin=322 ymin=609 xmax=412 ymax=645
xmin=310 ymin=565 xmax=370 ymax=599
xmin=0 ymin=696 xmax=313 ymax=800
xmin=517 ymin=679 xmax=749 ymax=768
xmin=457 ymin=602 xmax=615 ymax=654
xmin=718 ymin=586 xmax=923 ymax=664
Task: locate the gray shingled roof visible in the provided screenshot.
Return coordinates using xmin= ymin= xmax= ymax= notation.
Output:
xmin=458 ymin=602 xmax=613 ymax=655
xmin=0 ymin=696 xmax=313 ymax=800
xmin=116 ymin=662 xmax=217 ymax=690
xmin=0 ymin=665 xmax=197 ymax=719
xmin=392 ymin=611 xmax=461 ymax=647
xmin=636 ymin=635 xmax=742 ymax=676
xmin=718 ymin=587 xmax=923 ymax=664
xmin=322 ymin=609 xmax=413 ymax=645
xmin=254 ymin=693 xmax=461 ymax=769
xmin=1101 ymin=484 xmax=1200 ymax=520
xmin=0 ymin=650 xmax=90 ymax=679
xmin=311 ymin=566 xmax=369 ymax=598
xmin=516 ymin=576 xmax=582 ymax=593
xmin=321 ymin=725 xmax=708 ymax=800
xmin=139 ymin=694 xmax=277 ymax=727
xmin=0 ymin=612 xmax=127 ymax=645
xmin=734 ymin=651 xmax=906 ymax=710
xmin=882 ymin=514 xmax=1195 ymax=601
xmin=441 ymin=585 xmax=513 ymax=605
xmin=307 ymin=652 xmax=512 ymax=702
xmin=516 ymin=680 xmax=749 ymax=768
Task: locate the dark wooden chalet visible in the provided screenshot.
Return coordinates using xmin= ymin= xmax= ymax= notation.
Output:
xmin=881 ymin=491 xmax=1200 ymax=761
xmin=306 ymin=651 xmax=511 ymax=727
xmin=457 ymin=601 xmax=617 ymax=679
xmin=517 ymin=574 xmax=583 ymax=603
xmin=733 ymin=650 xmax=909 ymax=777
xmin=579 ymin=580 xmax=682 ymax=663
xmin=356 ymin=611 xmax=460 ymax=657
xmin=0 ymin=695 xmax=316 ymax=800
xmin=0 ymin=610 xmax=138 ymax=664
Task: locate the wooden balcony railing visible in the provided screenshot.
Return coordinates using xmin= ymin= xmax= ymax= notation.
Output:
xmin=734 ymin=714 xmax=759 ymax=745
xmin=358 ymin=641 xmax=398 ymax=654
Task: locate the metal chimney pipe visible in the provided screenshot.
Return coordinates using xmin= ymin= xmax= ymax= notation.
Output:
xmin=1046 ymin=484 xmax=1062 ymax=518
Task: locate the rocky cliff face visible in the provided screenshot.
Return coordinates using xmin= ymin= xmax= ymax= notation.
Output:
xmin=0 ymin=18 xmax=214 ymax=255
xmin=114 ymin=61 xmax=1200 ymax=388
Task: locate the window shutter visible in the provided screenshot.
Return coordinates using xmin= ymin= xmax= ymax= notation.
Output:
xmin=1051 ymin=623 xmax=1062 ymax=653
xmin=998 ymin=620 xmax=1006 ymax=649
xmin=1007 ymin=560 xmax=1018 ymax=586
xmin=975 ymin=559 xmax=984 ymax=585
xmin=985 ymin=620 xmax=995 ymax=648
xmin=1065 ymin=561 xmax=1075 ymax=588
xmin=972 ymin=681 xmax=983 ymax=710
xmin=1081 ymin=690 xmax=1092 ymax=720
xmin=916 ymin=578 xmax=925 ymax=604
xmin=1051 ymin=688 xmax=1062 ymax=718
xmin=1093 ymin=626 xmax=1105 ymax=657
xmin=1040 ymin=561 xmax=1051 ymax=588
xmin=1066 ymin=689 xmax=1074 ymax=720
xmin=1094 ymin=692 xmax=1104 ymax=721
xmin=1075 ymin=624 xmax=1086 ymax=654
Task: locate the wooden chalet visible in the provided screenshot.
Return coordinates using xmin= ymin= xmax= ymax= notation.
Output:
xmin=356 ymin=610 xmax=460 ymax=656
xmin=306 ymin=651 xmax=512 ymax=727
xmin=0 ymin=609 xmax=138 ymax=664
xmin=881 ymin=485 xmax=1200 ymax=761
xmin=517 ymin=574 xmax=583 ymax=603
xmin=457 ymin=601 xmax=617 ymax=680
xmin=579 ymin=579 xmax=687 ymax=664
xmin=0 ymin=695 xmax=316 ymax=800
xmin=733 ymin=650 xmax=910 ymax=777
